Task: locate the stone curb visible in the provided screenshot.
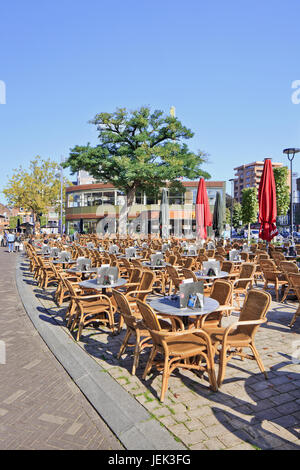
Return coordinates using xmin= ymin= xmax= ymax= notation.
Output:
xmin=15 ymin=256 xmax=185 ymax=450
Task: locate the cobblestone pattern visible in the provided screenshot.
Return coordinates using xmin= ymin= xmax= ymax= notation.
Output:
xmin=20 ymin=253 xmax=300 ymax=450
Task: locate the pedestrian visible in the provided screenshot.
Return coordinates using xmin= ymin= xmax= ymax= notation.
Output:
xmin=14 ymin=233 xmax=21 ymax=252
xmin=3 ymin=231 xmax=7 ymax=247
xmin=0 ymin=231 xmax=3 ymax=247
xmin=6 ymin=231 xmax=15 ymax=253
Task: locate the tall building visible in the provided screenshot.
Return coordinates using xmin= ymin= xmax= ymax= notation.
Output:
xmin=233 ymin=161 xmax=286 ymax=202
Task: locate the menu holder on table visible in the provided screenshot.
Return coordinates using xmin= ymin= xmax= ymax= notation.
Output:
xmin=96 ymin=266 xmax=118 ymax=285
xmin=125 ymin=247 xmax=136 ymax=258
xmin=229 ymin=250 xmax=241 ymax=262
xmin=42 ymin=245 xmax=51 ymax=255
xmin=179 ymin=280 xmax=204 ymax=309
xmin=50 ymin=248 xmax=60 ymax=258
xmin=202 ymin=261 xmax=221 ymax=277
xmin=109 ymin=244 xmax=119 ymax=254
xmin=58 ymin=251 xmax=71 ymax=263
xmin=76 ymin=257 xmax=91 ymax=271
xmin=151 ymin=253 xmax=164 ymax=266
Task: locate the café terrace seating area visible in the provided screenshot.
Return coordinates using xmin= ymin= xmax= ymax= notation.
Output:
xmin=22 ymin=234 xmax=300 ymax=449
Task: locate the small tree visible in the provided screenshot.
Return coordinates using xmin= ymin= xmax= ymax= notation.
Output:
xmin=3 ymin=156 xmax=70 ymax=225
xmin=232 ymin=202 xmax=243 ymax=229
xmin=241 ymin=187 xmax=259 ymax=244
xmin=225 ymin=207 xmax=231 ymax=225
xmin=273 ymin=166 xmax=290 ymax=216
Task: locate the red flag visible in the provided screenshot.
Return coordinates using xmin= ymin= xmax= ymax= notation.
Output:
xmin=196 ymin=178 xmax=212 ymax=239
xmin=258 ymin=159 xmax=278 ymax=241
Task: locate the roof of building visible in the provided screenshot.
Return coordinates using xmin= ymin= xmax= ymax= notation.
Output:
xmin=66 ymin=180 xmax=225 ymax=193
xmin=234 ymin=161 xmax=283 ymax=171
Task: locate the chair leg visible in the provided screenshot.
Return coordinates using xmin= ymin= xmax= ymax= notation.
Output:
xmin=117 ymin=315 xmax=124 ymax=334
xmin=160 ymin=356 xmax=170 ymax=402
xmin=142 ymin=346 xmax=157 ymax=379
xmin=289 ymin=306 xmax=300 ymax=327
xmin=117 ymin=329 xmax=131 ymax=359
xmin=249 ymin=343 xmax=268 ymax=379
xmin=132 ymin=334 xmax=140 ymax=376
xmin=281 ymin=285 xmax=289 ymax=303
xmin=217 ymin=346 xmax=229 ymax=387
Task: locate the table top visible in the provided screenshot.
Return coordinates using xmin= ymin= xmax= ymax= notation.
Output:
xmin=52 ymin=259 xmax=77 ymax=264
xmin=118 ymin=255 xmax=142 ymax=260
xmin=67 ymin=267 xmax=98 ymax=274
xmin=142 ymin=262 xmax=166 ymax=269
xmin=79 ymin=278 xmax=127 ymax=290
xmin=195 ymin=270 xmax=229 ymax=280
xmin=149 ymin=296 xmax=219 ymax=317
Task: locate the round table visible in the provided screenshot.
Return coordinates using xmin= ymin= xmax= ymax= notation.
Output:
xmin=150 ymin=296 xmax=219 ymax=328
xmin=52 ymin=259 xmax=77 ymax=269
xmin=79 ymin=277 xmax=127 ymax=294
xmin=142 ymin=262 xmax=166 ymax=269
xmin=195 ymin=270 xmax=230 ymax=281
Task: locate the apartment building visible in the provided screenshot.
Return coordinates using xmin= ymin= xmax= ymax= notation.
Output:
xmin=233 ymin=161 xmax=287 ymax=202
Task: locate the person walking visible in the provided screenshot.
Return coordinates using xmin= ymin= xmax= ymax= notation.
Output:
xmin=14 ymin=233 xmax=21 ymax=252
xmin=6 ymin=231 xmax=15 ymax=253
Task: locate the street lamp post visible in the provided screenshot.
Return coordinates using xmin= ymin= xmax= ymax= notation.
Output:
xmin=229 ymin=178 xmax=235 ymax=239
xmin=283 ymin=148 xmax=300 ymax=240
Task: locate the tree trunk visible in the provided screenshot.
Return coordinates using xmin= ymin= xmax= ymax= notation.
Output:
xmin=248 ymin=222 xmax=250 ymax=245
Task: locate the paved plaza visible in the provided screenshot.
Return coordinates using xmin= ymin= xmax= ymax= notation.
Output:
xmin=0 ymin=248 xmax=123 ymax=450
xmin=1 ymin=247 xmax=300 ymax=450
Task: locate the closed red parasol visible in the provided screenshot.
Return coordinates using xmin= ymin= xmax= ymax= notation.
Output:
xmin=196 ymin=178 xmax=212 ymax=239
xmin=258 ymin=159 xmax=278 ymax=241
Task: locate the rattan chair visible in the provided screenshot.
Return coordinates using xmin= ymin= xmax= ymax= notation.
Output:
xmin=260 ymin=259 xmax=288 ymax=302
xmin=280 ymin=261 xmax=299 ymax=303
xmin=231 ymin=263 xmax=256 ymax=308
xmin=113 ymin=290 xmax=171 ymax=375
xmin=199 ymin=279 xmax=234 ymax=330
xmin=136 ymin=299 xmax=218 ymax=402
xmin=285 ymin=273 xmax=300 ymax=327
xmin=66 ymin=279 xmax=116 ymax=340
xmin=210 ymin=289 xmax=271 ymax=387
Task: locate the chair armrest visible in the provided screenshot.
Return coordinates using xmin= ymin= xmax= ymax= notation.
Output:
xmin=219 ymin=318 xmax=267 ymax=344
xmin=213 ymin=305 xmax=235 ymax=312
xmin=149 ymin=327 xmax=210 ymax=339
xmin=232 ymin=277 xmax=254 ymax=286
xmin=125 ymin=289 xmax=152 ymax=297
xmin=71 ymin=294 xmax=102 ymax=300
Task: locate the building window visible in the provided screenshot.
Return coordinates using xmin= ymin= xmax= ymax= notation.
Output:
xmin=135 ymin=191 xmax=144 ymax=204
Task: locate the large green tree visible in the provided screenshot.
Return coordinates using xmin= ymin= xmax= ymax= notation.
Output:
xmin=273 ymin=166 xmax=290 ymax=216
xmin=3 ymin=156 xmax=69 ymax=223
xmin=241 ymin=187 xmax=259 ymax=243
xmin=63 ymin=107 xmax=210 ymax=212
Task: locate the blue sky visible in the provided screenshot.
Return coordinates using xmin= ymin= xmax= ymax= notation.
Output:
xmin=1 ymin=0 xmax=300 ymax=203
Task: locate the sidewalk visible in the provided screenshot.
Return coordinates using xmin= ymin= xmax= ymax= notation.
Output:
xmin=0 ymin=247 xmax=123 ymax=450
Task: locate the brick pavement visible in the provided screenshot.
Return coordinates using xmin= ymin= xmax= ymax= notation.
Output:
xmin=17 ymin=251 xmax=300 ymax=450
xmin=0 ymin=247 xmax=123 ymax=450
